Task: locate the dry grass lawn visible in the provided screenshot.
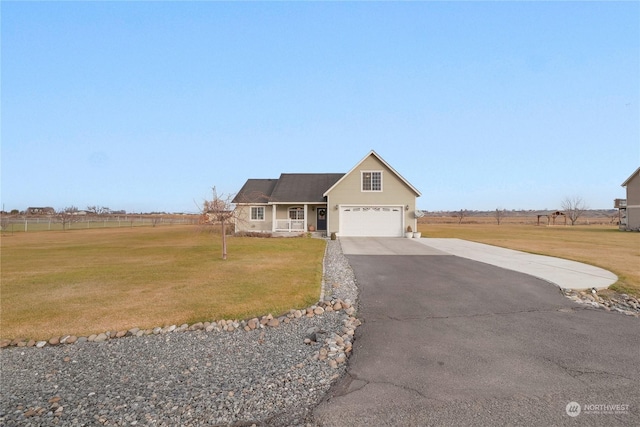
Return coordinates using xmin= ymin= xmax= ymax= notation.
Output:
xmin=1 ymin=226 xmax=326 ymax=340
xmin=419 ymin=221 xmax=639 ymax=297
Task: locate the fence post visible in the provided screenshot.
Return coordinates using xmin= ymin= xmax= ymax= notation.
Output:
xmin=24 ymin=218 xmax=28 ymax=232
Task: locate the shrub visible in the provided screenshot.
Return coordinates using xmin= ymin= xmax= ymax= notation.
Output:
xmin=235 ymin=231 xmax=272 ymax=238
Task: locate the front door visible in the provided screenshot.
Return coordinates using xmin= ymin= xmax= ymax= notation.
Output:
xmin=317 ymin=208 xmax=327 ymax=231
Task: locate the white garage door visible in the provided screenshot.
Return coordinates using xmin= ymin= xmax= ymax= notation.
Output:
xmin=340 ymin=206 xmax=403 ymax=237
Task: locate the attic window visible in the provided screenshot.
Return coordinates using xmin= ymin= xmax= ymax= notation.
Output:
xmin=362 ymin=171 xmax=382 ymax=192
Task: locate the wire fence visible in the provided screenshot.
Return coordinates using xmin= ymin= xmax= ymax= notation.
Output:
xmin=0 ymin=215 xmax=200 ymax=233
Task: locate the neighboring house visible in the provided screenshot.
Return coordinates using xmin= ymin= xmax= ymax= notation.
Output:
xmin=620 ymin=167 xmax=640 ymax=231
xmin=232 ymin=150 xmax=421 ymax=237
xmin=26 ymin=207 xmax=55 ymax=216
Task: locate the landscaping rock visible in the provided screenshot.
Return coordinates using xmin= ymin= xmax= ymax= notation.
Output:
xmin=247 ymin=318 xmax=258 ymax=330
xmin=189 ymin=322 xmax=203 ymax=331
xmin=562 ymin=288 xmax=640 ymax=317
xmin=0 ymin=239 xmax=362 ymax=427
xmin=267 ymin=318 xmax=280 ymax=328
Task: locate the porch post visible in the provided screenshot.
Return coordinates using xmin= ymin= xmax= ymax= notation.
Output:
xmin=304 ymin=204 xmax=308 ymax=232
xmin=272 ymin=204 xmax=276 ymax=232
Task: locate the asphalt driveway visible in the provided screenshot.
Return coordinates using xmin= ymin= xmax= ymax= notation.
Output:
xmin=313 ymin=238 xmax=639 ymax=426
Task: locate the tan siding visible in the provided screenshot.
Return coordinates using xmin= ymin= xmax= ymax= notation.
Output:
xmin=235 ymin=205 xmax=272 ymax=233
xmin=626 ymin=172 xmax=640 ymax=205
xmin=627 ymin=207 xmax=640 ymax=230
xmin=626 ymin=172 xmax=640 ymax=230
xmin=233 ymin=204 xmax=323 ymax=232
xmin=326 ymin=155 xmax=417 ymax=234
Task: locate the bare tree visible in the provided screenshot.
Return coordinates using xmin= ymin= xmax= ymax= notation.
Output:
xmin=561 ymin=196 xmax=588 ymax=226
xmin=0 ymin=211 xmax=8 ymax=232
xmin=58 ymin=206 xmax=81 ymax=231
xmin=494 ymin=208 xmax=507 ymax=225
xmin=201 ymin=187 xmax=236 ymax=260
xmin=455 ymin=209 xmax=468 ymax=225
xmin=87 ymin=205 xmax=110 ymax=215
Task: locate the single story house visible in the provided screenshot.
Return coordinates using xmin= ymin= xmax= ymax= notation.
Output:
xmin=26 ymin=207 xmax=56 ymax=216
xmin=232 ymin=150 xmax=421 ymax=237
xmin=621 ymin=167 xmax=640 ymax=231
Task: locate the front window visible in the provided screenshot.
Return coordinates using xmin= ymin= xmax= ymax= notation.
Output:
xmin=250 ymin=206 xmax=265 ymax=221
xmin=362 ymin=171 xmax=382 ymax=192
xmin=289 ymin=207 xmax=304 ymax=220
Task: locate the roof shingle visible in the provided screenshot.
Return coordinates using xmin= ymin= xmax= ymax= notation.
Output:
xmin=232 ymin=179 xmax=278 ymax=204
xmin=270 ymin=174 xmax=344 ymax=203
xmin=232 ymin=174 xmax=344 ymax=204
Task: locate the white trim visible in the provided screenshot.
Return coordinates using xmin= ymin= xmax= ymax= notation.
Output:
xmin=288 ymin=206 xmax=305 ymax=220
xmin=338 ymin=204 xmax=405 ymax=237
xmin=270 ymin=205 xmax=308 ymax=232
xmin=250 ymin=206 xmax=265 ymax=221
xmin=272 ymin=205 xmax=277 ymax=232
xmin=323 ymin=150 xmax=421 ymax=197
xmin=274 ymin=219 xmax=305 ymax=231
xmin=621 ymin=167 xmax=640 ymax=187
xmin=361 ymin=170 xmax=383 ymax=192
xmin=267 ymin=201 xmax=322 ymax=205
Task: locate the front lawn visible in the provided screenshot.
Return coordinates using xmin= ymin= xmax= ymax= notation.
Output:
xmin=1 ymin=226 xmax=326 ymax=340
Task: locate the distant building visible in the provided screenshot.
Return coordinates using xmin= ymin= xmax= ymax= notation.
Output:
xmin=620 ymin=167 xmax=640 ymax=231
xmin=26 ymin=207 xmax=55 ymax=216
xmin=536 ymin=210 xmax=566 ymax=226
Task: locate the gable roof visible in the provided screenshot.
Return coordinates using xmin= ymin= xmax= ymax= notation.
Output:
xmin=232 ymin=174 xmax=344 ymax=204
xmin=621 ymin=167 xmax=640 ymax=187
xmin=323 ymin=150 xmax=421 ymax=197
xmin=232 ymin=179 xmax=278 ymax=204
xmin=270 ymin=174 xmax=344 ymax=203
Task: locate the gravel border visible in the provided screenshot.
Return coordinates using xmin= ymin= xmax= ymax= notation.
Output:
xmin=0 ymin=239 xmax=360 ymax=426
xmin=562 ymin=288 xmax=640 ymax=317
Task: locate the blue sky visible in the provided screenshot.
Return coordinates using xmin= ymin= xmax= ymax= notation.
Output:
xmin=2 ymin=1 xmax=638 ymax=213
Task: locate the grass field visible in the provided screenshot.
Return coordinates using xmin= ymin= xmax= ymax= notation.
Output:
xmin=419 ymin=219 xmax=639 ymax=297
xmin=1 ymin=214 xmax=198 ymax=233
xmin=2 ymin=220 xmax=637 ymax=341
xmin=1 ymin=226 xmax=326 ymax=341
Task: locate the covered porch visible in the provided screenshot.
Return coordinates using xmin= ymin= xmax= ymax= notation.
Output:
xmin=271 ymin=203 xmax=328 ymax=233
